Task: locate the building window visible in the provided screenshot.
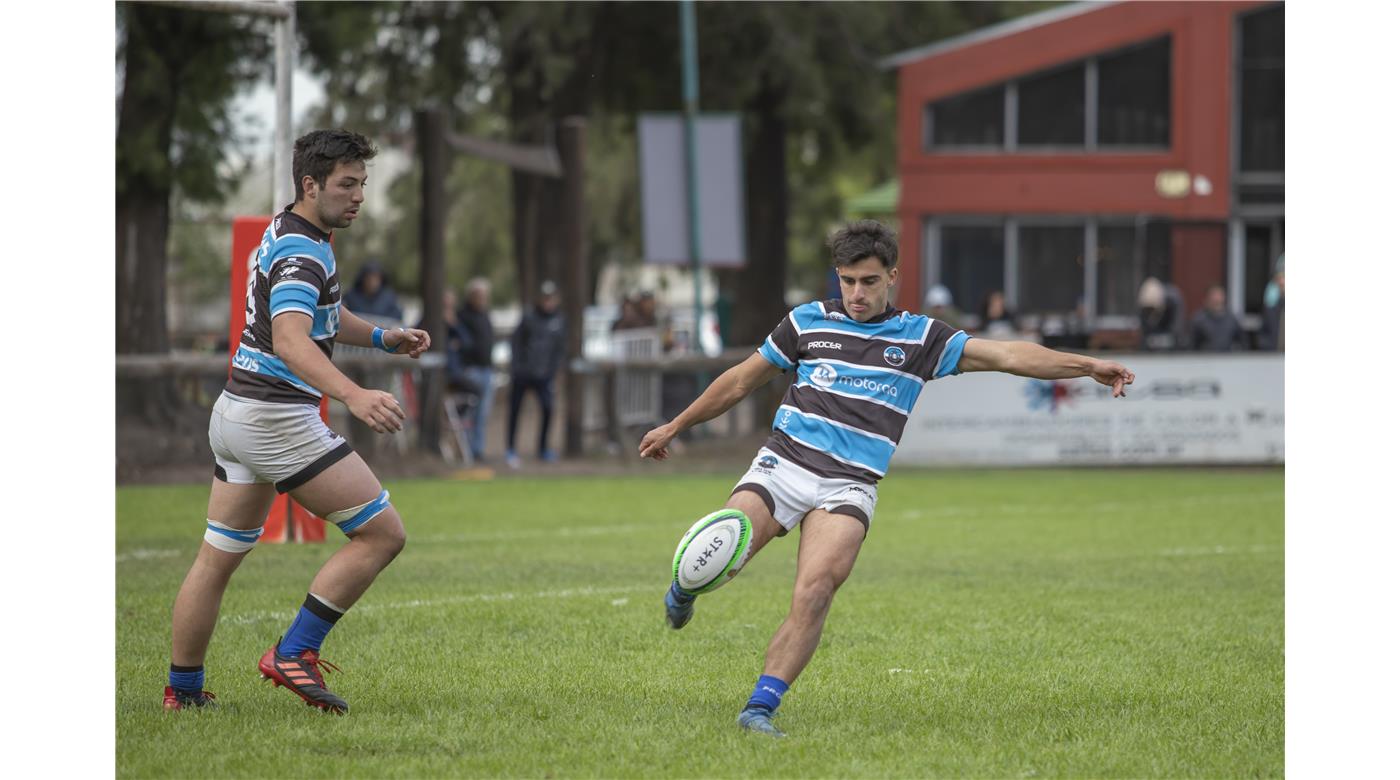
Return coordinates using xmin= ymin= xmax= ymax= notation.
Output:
xmin=1239 ymin=5 xmax=1284 ymax=172
xmin=1018 ymin=63 xmax=1085 ymax=147
xmin=938 ymin=225 xmax=1005 ymax=318
xmin=1096 ymin=220 xmax=1173 ymax=318
xmin=926 ymin=83 xmax=1004 ymax=148
xmin=1018 ymin=225 xmax=1084 ymax=316
xmin=923 ymin=34 xmax=1173 ymax=156
xmin=1096 ymin=225 xmax=1138 ymax=317
xmin=1243 ymin=222 xmax=1283 ymax=315
xmin=1097 ymin=37 xmax=1171 ymax=148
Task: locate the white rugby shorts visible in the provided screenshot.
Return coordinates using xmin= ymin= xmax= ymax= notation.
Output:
xmin=731 ymin=447 xmax=877 ymax=536
xmin=208 ymin=391 xmax=352 ymax=493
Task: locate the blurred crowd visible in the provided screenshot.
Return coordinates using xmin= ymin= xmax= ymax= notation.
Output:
xmin=201 ymin=254 xmax=1285 ymax=467
xmin=922 ymin=257 xmax=1285 ymax=354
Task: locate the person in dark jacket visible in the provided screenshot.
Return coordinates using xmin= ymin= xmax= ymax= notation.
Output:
xmin=1138 ymin=277 xmax=1183 ymax=351
xmin=1189 ymin=285 xmax=1245 ymax=352
xmin=342 ymin=262 xmax=404 ymax=321
xmin=1259 ymin=262 xmax=1285 ymax=352
xmin=456 ymin=278 xmax=497 ymax=461
xmin=506 ymin=281 xmax=566 ymax=467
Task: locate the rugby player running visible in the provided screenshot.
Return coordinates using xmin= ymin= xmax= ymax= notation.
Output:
xmin=640 ymin=220 xmax=1134 ymax=736
xmin=163 ymin=130 xmax=430 ymax=714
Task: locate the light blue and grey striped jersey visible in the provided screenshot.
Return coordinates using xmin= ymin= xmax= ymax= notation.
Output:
xmin=225 ymin=208 xmax=342 ymax=405
xmin=756 ymin=299 xmax=968 ymax=483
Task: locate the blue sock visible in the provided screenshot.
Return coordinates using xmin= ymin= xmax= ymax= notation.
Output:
xmin=277 ymin=593 xmax=344 ymax=656
xmin=669 ymin=581 xmax=695 ymax=605
xmin=169 ymin=664 xmax=204 ymax=693
xmin=746 ymin=674 xmax=789 ymax=714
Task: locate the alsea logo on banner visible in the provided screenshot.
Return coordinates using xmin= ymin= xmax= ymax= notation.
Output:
xmin=1025 ymin=380 xmax=1074 ymax=414
xmin=1025 ymin=377 xmax=1225 ymax=413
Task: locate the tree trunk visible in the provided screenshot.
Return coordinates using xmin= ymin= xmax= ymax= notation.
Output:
xmin=733 ymin=82 xmax=791 ymax=346
xmin=416 ymin=108 xmax=448 ymax=452
xmin=115 ymin=3 xmax=181 ymax=424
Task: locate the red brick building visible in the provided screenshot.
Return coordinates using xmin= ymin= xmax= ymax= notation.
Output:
xmin=884 ymin=1 xmax=1283 ymax=343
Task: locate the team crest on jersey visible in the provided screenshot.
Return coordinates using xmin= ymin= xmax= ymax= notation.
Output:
xmin=883 ymin=346 xmax=907 ymax=367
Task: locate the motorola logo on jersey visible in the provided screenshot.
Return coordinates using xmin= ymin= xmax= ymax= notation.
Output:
xmin=809 ymin=340 xmax=844 ymax=351
xmin=811 ymin=363 xmax=838 ymax=388
xmin=837 ymin=375 xmax=898 ymax=398
xmin=883 ymin=346 xmax=907 ymax=367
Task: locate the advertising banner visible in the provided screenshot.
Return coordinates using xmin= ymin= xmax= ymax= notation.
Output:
xmin=893 ymin=354 xmax=1284 ymax=466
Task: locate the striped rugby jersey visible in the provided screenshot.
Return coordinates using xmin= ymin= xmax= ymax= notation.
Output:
xmin=225 ymin=208 xmax=342 ymax=405
xmin=756 ymin=299 xmax=969 ymax=483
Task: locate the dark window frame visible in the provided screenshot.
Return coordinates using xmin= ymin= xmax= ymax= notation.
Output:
xmin=921 ymin=34 xmax=1174 ymax=155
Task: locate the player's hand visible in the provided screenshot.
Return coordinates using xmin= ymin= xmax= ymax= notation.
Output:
xmin=639 ymin=423 xmax=678 ymax=460
xmin=1088 ymin=359 xmax=1135 ymax=398
xmin=346 ymin=387 xmax=407 ymax=433
xmin=386 ymin=327 xmax=431 ymax=358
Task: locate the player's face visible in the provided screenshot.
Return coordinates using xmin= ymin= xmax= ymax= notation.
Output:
xmin=837 ymin=256 xmax=898 ymax=322
xmin=308 ymin=160 xmax=368 ymax=230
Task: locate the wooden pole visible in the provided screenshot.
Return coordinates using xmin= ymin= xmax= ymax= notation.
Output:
xmin=560 ymin=117 xmax=588 ymax=456
xmin=416 ymin=108 xmax=447 ymax=452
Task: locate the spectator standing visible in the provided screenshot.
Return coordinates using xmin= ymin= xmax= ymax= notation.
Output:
xmin=612 ymin=294 xmax=643 ymax=331
xmin=418 ymin=291 xmax=479 ymax=460
xmin=1189 ymin=285 xmax=1245 ymax=352
xmin=922 ymin=284 xmax=965 ymax=331
xmin=343 ymin=261 xmax=404 ymax=321
xmin=1187 ymin=282 xmax=1243 ymax=350
xmin=506 ymin=281 xmax=567 ymax=468
xmin=457 ymin=278 xmax=498 ymax=461
xmin=1259 ymin=256 xmax=1285 ymax=351
xmin=1138 ymin=277 xmax=1182 ymax=351
xmin=979 ymin=289 xmax=1016 ymax=338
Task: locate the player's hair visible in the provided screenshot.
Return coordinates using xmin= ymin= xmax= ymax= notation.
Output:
xmin=292 ymin=129 xmax=378 ymax=202
xmin=827 ymin=219 xmax=898 ymax=269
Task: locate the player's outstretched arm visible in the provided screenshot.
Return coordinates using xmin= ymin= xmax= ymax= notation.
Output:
xmin=957 ymin=338 xmax=1135 ymax=398
xmin=640 ymin=352 xmax=783 ymax=460
xmin=272 ymin=312 xmax=408 ymax=433
xmin=338 ymin=306 xmax=432 ymax=358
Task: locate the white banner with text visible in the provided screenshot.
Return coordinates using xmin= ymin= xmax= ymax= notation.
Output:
xmin=892 ymin=354 xmax=1284 ymax=467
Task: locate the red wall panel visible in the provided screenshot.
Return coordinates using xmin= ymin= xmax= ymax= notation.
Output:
xmin=892 ymin=1 xmax=1271 ymax=311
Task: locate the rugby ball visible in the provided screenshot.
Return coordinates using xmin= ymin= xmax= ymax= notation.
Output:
xmin=672 ymin=509 xmax=753 ymax=595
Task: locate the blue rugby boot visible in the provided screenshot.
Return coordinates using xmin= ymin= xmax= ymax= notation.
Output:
xmin=664 ymin=582 xmax=695 ymax=630
xmin=737 ymin=707 xmax=786 ymax=737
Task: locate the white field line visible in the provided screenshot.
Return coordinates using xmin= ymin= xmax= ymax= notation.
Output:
xmin=412 ymin=523 xmax=654 ymax=544
xmin=1158 ymin=543 xmax=1280 ymax=557
xmin=220 ymin=584 xmax=653 ymax=626
xmin=115 ymin=523 xmax=654 ymax=565
xmin=894 ymin=491 xmax=1279 ymax=521
xmin=115 ymin=548 xmax=184 ymax=563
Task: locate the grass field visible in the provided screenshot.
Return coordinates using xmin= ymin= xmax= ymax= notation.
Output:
xmin=116 ymin=468 xmax=1282 ymax=778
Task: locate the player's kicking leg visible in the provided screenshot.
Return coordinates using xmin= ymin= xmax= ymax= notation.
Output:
xmin=665 ymin=489 xmax=783 ymax=629
xmin=257 ymin=452 xmax=406 ymax=714
xmin=165 ymin=479 xmax=277 ymax=710
xmin=737 ymin=509 xmax=866 ymax=737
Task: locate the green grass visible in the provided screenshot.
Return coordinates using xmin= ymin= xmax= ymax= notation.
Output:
xmin=117 ymin=469 xmax=1282 ymax=778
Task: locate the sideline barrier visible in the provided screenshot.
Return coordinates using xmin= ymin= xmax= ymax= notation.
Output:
xmin=893 ymin=353 xmax=1284 ymax=466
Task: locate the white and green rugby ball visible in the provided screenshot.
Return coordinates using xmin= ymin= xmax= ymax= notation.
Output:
xmin=672 ymin=509 xmax=753 ymax=595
